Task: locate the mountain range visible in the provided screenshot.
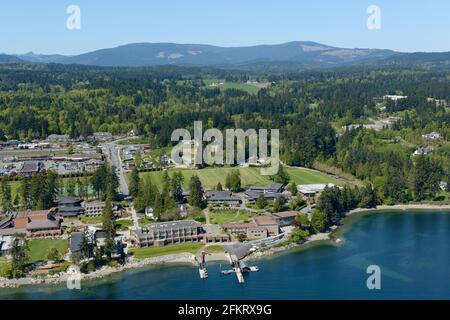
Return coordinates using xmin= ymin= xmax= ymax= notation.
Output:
xmin=2 ymin=41 xmax=450 ymax=71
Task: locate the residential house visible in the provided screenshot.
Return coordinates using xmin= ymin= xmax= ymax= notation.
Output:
xmin=0 ymin=235 xmax=13 ymax=257
xmin=413 ymin=148 xmax=433 ymax=156
xmin=422 ymin=132 xmax=442 ymax=141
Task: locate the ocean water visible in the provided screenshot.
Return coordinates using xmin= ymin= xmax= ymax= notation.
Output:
xmin=1 ymin=211 xmax=450 ymax=300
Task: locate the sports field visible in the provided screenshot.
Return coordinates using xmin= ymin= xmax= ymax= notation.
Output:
xmin=138 ymin=166 xmax=339 ymax=190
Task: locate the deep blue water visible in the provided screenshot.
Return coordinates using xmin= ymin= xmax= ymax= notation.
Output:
xmin=2 ymin=211 xmax=450 ymax=300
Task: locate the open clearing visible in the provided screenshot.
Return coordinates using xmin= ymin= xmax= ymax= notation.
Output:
xmin=138 ymin=166 xmax=340 ymax=189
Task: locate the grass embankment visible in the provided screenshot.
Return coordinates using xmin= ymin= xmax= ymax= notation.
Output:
xmin=138 ymin=166 xmax=341 ymax=190
xmin=129 ymin=243 xmax=204 ymax=259
xmin=210 ymin=210 xmax=253 ymax=224
xmin=27 ymin=239 xmax=68 ymax=263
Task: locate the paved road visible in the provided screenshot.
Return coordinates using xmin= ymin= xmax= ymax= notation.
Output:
xmin=104 ymin=142 xmax=129 ymax=195
xmin=103 ymin=141 xmax=139 ymax=229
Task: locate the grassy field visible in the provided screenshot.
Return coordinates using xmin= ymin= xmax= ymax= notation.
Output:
xmin=204 ymin=245 xmax=225 ymax=253
xmin=203 ymin=79 xmax=263 ymax=95
xmin=138 ymin=166 xmax=340 ymax=189
xmin=285 ymin=167 xmax=340 ymax=185
xmin=80 ymin=215 xmax=103 ymax=224
xmin=128 ymin=243 xmax=204 ymax=259
xmin=210 ymin=210 xmax=254 ymax=224
xmin=27 ymin=239 xmax=68 ymax=263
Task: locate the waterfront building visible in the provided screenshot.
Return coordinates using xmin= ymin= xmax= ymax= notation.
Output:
xmin=0 ymin=210 xmax=61 ymax=238
xmin=131 ymin=220 xmax=206 ymax=247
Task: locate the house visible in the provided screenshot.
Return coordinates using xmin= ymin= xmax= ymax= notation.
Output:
xmin=244 ymin=190 xmax=281 ymax=203
xmin=0 ymin=210 xmax=61 ymax=238
xmin=413 ymin=148 xmax=433 ymax=156
xmin=298 ymin=184 xmax=335 ymax=198
xmin=383 ymin=95 xmax=408 ymax=101
xmin=69 ymin=232 xmax=84 ymax=256
xmin=58 ymin=196 xmax=84 ymax=218
xmin=422 ymin=132 xmax=441 ymax=141
xmin=131 ymin=220 xmax=205 ymax=247
xmin=69 ymin=227 xmax=123 ymax=259
xmin=0 ymin=235 xmax=13 ymax=257
xmin=206 ymin=190 xmax=241 ymax=206
xmin=272 ymin=211 xmax=299 ymax=227
xmin=19 ymin=161 xmax=42 ymax=175
xmin=145 ymin=206 xmax=154 ymax=219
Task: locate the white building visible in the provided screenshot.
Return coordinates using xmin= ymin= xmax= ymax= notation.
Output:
xmin=298 ymin=184 xmax=336 ymax=197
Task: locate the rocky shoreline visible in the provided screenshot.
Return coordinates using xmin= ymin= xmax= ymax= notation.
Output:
xmin=0 ymin=253 xmax=196 ymax=289
xmin=2 ymin=204 xmax=449 ymax=289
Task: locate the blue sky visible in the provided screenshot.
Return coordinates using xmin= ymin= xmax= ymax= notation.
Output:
xmin=0 ymin=0 xmax=449 ymax=55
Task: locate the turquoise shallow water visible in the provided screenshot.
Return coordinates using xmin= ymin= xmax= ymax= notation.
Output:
xmin=1 ymin=210 xmax=450 ymax=300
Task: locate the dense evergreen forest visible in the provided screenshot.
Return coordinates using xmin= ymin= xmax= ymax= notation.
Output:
xmin=0 ymin=63 xmax=449 ymax=204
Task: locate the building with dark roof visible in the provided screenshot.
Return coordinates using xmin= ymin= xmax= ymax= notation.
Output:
xmin=206 ymin=190 xmax=241 ymax=206
xmin=0 ymin=210 xmax=61 ymax=238
xmin=57 ymin=197 xmax=84 ymax=218
xmin=69 ymin=232 xmax=83 ymax=255
xmin=19 ymin=161 xmax=42 ymax=175
xmin=131 ymin=220 xmax=206 ymax=247
xmin=244 ymin=183 xmax=284 ymax=203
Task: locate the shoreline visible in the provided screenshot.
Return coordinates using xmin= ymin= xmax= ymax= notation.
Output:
xmin=1 ymin=203 xmax=449 ymax=289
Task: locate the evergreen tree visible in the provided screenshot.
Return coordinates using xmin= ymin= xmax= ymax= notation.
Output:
xmin=216 ymin=182 xmax=223 ymax=191
xmin=1 ymin=175 xmax=12 ymax=214
xmin=10 ymin=234 xmax=29 ymax=278
xmin=171 ymin=171 xmax=184 ymax=203
xmin=153 ymin=192 xmax=163 ymax=220
xmin=102 ymin=198 xmax=116 ymax=259
xmin=188 ymin=175 xmax=205 ymax=208
xmin=256 ymin=193 xmax=267 ymax=209
xmin=129 ymin=167 xmax=140 ymax=198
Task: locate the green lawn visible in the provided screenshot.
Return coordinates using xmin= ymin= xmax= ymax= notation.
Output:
xmin=285 ymin=167 xmax=340 ymax=185
xmin=129 ymin=243 xmax=204 ymax=259
xmin=139 ymin=167 xmax=271 ymax=189
xmin=138 ymin=166 xmax=341 ymax=190
xmin=116 ymin=219 xmax=133 ymax=230
xmin=27 ymin=239 xmax=68 ymax=263
xmin=204 ymin=245 xmax=225 ymax=253
xmin=203 ymin=79 xmax=263 ymax=94
xmin=210 ymin=210 xmax=253 ymax=224
xmin=138 ymin=217 xmax=156 ymax=227
xmin=80 ymin=215 xmax=103 ymax=224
